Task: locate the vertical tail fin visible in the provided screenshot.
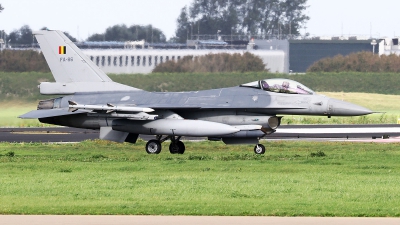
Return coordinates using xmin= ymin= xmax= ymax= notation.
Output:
xmin=35 ymin=30 xmax=137 ymax=94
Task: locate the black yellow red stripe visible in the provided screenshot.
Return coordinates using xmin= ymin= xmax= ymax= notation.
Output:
xmin=58 ymin=46 xmax=66 ymax=54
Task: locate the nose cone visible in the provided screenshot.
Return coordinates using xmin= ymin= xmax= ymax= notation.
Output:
xmin=327 ymin=99 xmax=373 ymax=116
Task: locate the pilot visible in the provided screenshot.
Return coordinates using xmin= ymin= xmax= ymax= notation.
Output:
xmin=281 ymin=81 xmax=290 ymax=93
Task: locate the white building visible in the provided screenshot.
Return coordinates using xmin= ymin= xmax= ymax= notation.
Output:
xmin=82 ymin=40 xmax=289 ymax=74
xmin=378 ymin=38 xmax=400 ymax=56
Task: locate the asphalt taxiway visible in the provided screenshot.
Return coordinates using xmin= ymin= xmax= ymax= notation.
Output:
xmin=1 ymin=124 xmax=400 ymax=143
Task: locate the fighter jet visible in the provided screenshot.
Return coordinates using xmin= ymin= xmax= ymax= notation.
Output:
xmin=20 ymin=30 xmax=373 ymax=154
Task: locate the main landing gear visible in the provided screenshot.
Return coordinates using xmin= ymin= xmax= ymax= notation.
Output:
xmin=145 ymin=135 xmax=185 ymax=154
xmin=145 ymin=136 xmax=264 ymax=155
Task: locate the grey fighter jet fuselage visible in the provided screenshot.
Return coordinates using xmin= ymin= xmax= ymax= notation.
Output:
xmin=20 ymin=30 xmax=373 ymax=154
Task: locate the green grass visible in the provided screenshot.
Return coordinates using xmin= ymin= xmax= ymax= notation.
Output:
xmin=1 ymin=140 xmax=400 ymax=216
xmin=0 ymin=102 xmax=48 ymax=127
xmin=281 ymin=92 xmax=400 ymax=125
xmin=320 ymin=92 xmax=400 ymax=113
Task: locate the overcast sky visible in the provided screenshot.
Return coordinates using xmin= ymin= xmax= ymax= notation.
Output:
xmin=0 ymin=0 xmax=399 ymax=41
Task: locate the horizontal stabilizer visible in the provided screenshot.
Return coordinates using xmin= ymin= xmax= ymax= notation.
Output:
xmin=19 ymin=108 xmax=87 ymax=119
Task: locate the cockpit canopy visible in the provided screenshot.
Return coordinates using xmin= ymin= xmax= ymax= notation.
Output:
xmin=240 ymin=78 xmax=314 ymax=95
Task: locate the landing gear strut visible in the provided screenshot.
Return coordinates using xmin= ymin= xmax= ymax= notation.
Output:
xmin=145 ymin=135 xmax=186 ymax=154
xmin=254 ymin=144 xmax=266 ymax=154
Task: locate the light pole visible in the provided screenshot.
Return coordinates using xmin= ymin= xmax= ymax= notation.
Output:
xmin=188 ymin=24 xmax=192 ymax=40
xmin=371 ymin=39 xmax=377 ymax=55
xmin=0 ymin=30 xmax=3 ymax=50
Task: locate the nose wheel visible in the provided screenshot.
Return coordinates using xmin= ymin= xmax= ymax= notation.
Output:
xmin=254 ymin=144 xmax=266 ymax=154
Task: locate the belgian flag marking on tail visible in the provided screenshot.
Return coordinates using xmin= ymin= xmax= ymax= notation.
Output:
xmin=58 ymin=46 xmax=66 ymax=54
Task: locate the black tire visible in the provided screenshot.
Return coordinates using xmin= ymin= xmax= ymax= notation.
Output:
xmin=176 ymin=141 xmax=185 ymax=154
xmin=169 ymin=141 xmax=185 ymax=154
xmin=254 ymin=144 xmax=266 ymax=154
xmin=169 ymin=142 xmax=179 ymax=154
xmin=146 ymin=140 xmax=162 ymax=154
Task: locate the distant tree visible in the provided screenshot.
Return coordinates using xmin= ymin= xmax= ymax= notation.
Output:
xmin=7 ymin=31 xmax=19 ymax=45
xmin=175 ymin=7 xmax=191 ymax=43
xmin=8 ymin=25 xmax=77 ymax=45
xmin=87 ymin=24 xmax=166 ymax=43
xmin=173 ymin=0 xmax=309 ymax=43
xmin=86 ymin=33 xmax=105 ymax=41
xmin=18 ymin=25 xmax=33 ymax=44
xmin=63 ymin=32 xmax=77 ymax=42
xmin=0 ymin=4 xmax=4 ymax=13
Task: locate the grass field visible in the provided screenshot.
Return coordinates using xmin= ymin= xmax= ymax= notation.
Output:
xmin=283 ymin=92 xmax=400 ymax=125
xmin=1 ymin=92 xmax=399 ymax=127
xmin=1 ymin=140 xmax=400 ymax=216
xmin=0 ymin=102 xmax=44 ymax=127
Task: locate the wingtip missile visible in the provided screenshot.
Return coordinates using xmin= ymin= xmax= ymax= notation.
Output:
xmin=68 ymin=102 xmax=154 ymax=113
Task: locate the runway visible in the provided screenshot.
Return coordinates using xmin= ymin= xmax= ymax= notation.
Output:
xmin=1 ymin=124 xmax=400 ymax=143
xmin=1 ymin=215 xmax=399 ymax=225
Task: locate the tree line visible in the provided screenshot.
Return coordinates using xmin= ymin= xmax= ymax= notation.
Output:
xmin=0 ymin=50 xmax=49 ymax=72
xmin=152 ymin=52 xmax=267 ymax=73
xmin=4 ymin=24 xmax=164 ymax=45
xmin=87 ymin=24 xmax=166 ymax=43
xmin=1 ymin=0 xmax=309 ymax=44
xmin=3 ymin=25 xmax=76 ymax=46
xmin=307 ymin=52 xmax=400 ymax=73
xmin=173 ymin=0 xmax=309 ymax=43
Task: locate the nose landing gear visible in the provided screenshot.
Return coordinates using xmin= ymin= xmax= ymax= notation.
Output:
xmin=254 ymin=144 xmax=266 ymax=154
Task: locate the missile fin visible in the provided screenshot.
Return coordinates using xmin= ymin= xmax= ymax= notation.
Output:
xmin=68 ymin=100 xmax=77 ymax=106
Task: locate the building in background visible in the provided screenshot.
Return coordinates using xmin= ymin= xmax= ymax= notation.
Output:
xmin=290 ymin=38 xmax=376 ymax=72
xmin=80 ymin=35 xmax=290 ymax=74
xmin=5 ymin=34 xmax=379 ymax=74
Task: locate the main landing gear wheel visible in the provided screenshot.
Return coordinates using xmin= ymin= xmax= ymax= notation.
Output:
xmin=254 ymin=144 xmax=266 ymax=154
xmin=169 ymin=141 xmax=185 ymax=154
xmin=146 ymin=139 xmax=162 ymax=154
